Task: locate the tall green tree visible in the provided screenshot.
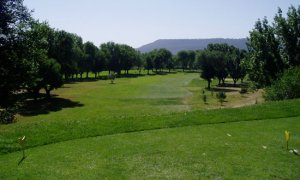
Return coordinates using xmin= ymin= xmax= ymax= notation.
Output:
xmin=143 ymin=52 xmax=154 ymax=74
xmin=227 ymin=49 xmax=247 ymax=86
xmin=100 ymin=42 xmax=122 ymax=74
xmin=38 ymin=58 xmax=63 ymax=98
xmin=83 ymin=41 xmax=97 ymax=78
xmin=50 ymin=30 xmax=77 ymax=79
xmin=93 ymin=49 xmax=106 ymax=78
xmin=247 ymin=17 xmax=287 ymax=86
xmin=71 ymin=34 xmax=84 ymax=79
xmin=197 ymin=51 xmax=215 ymax=89
xmin=0 ymin=0 xmax=32 ymax=107
xmin=187 ymin=51 xmax=196 ymax=70
xmin=119 ymin=44 xmax=138 ymax=74
xmin=177 ymin=50 xmax=189 ymax=71
xmin=158 ymin=48 xmax=172 ymax=72
xmin=274 ymin=6 xmax=300 ymax=66
xmin=19 ymin=21 xmax=63 ymax=99
xmin=212 ymin=51 xmax=228 ymax=86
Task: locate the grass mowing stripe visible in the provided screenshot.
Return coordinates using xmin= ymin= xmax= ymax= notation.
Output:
xmin=1 ymin=99 xmax=299 ymax=154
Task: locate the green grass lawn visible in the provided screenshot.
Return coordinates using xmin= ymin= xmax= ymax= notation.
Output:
xmin=1 ymin=116 xmax=299 ymax=179
xmin=1 ymin=72 xmax=300 ymax=179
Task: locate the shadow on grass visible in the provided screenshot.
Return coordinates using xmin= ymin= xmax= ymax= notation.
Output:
xmin=18 ymin=156 xmax=26 ymax=165
xmin=217 ymin=83 xmax=242 ymax=88
xmin=182 ymin=70 xmax=200 ymax=73
xmin=19 ymin=96 xmax=84 ymax=116
xmin=117 ymin=73 xmax=146 ymax=78
xmin=210 ymin=87 xmax=240 ymax=93
xmin=64 ymin=78 xmax=98 ymax=84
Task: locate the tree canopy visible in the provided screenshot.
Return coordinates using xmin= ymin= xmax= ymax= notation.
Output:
xmin=247 ymin=5 xmax=300 ymax=87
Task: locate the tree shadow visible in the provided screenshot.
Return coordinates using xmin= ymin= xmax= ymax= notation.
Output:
xmin=217 ymin=83 xmax=242 ymax=88
xmin=182 ymin=70 xmax=200 ymax=73
xmin=117 ymin=73 xmax=146 ymax=78
xmin=151 ymin=71 xmax=178 ymax=75
xmin=210 ymin=87 xmax=240 ymax=93
xmin=18 ymin=96 xmax=84 ymax=116
xmin=64 ymin=78 xmax=98 ymax=84
xmin=18 ymin=156 xmax=26 ymax=165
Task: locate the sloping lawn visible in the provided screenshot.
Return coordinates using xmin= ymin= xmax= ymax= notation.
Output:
xmin=0 ymin=116 xmax=299 ymax=179
xmin=1 ymin=73 xmax=300 ymax=178
xmin=0 ymin=72 xmax=299 ymax=154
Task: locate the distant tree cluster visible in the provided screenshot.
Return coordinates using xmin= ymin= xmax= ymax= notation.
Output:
xmin=142 ymin=49 xmax=201 ymax=74
xmin=197 ymin=44 xmax=247 ymax=89
xmin=142 ymin=48 xmax=173 ymax=74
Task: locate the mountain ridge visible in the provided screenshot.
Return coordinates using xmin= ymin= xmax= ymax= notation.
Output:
xmin=138 ymin=38 xmax=248 ymax=54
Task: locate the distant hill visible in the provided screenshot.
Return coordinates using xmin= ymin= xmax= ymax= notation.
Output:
xmin=138 ymin=38 xmax=248 ymax=54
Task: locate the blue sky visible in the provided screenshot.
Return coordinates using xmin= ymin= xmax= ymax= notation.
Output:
xmin=23 ymin=0 xmax=299 ymax=48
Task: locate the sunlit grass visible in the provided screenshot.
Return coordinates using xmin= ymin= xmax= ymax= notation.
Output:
xmin=0 ymin=116 xmax=299 ymax=179
xmin=1 ymin=72 xmax=299 ymax=178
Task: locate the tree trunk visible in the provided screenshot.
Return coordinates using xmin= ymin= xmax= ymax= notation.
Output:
xmin=86 ymin=71 xmax=89 ymax=78
xmin=80 ymin=73 xmax=82 ymax=79
xmin=147 ymin=69 xmax=149 ymax=75
xmin=33 ymin=88 xmax=40 ymax=101
xmin=45 ymin=87 xmax=51 ymax=99
xmin=207 ymin=80 xmax=211 ymax=89
xmin=65 ymin=73 xmax=68 ymax=81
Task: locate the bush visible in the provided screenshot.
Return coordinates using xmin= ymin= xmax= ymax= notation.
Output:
xmin=264 ymin=67 xmax=300 ymax=101
xmin=108 ymin=72 xmax=116 ymax=84
xmin=240 ymin=87 xmax=248 ymax=94
xmin=202 ymin=94 xmax=207 ymax=104
xmin=216 ymin=91 xmax=226 ymax=105
xmin=0 ymin=108 xmax=16 ymax=124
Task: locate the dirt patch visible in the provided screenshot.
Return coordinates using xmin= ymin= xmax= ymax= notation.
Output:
xmin=216 ymin=87 xmax=264 ymax=108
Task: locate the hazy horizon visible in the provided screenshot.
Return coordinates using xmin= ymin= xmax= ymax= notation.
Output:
xmin=24 ymin=0 xmax=299 ymax=48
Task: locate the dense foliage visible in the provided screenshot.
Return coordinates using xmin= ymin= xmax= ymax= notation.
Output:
xmin=0 ymin=0 xmax=32 ymax=108
xmin=264 ymin=67 xmax=300 ymax=101
xmin=247 ymin=6 xmax=300 ymax=87
xmin=197 ymin=44 xmax=246 ymax=89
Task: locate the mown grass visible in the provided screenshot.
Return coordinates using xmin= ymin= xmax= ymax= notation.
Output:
xmin=0 ymin=116 xmax=299 ymax=179
xmin=1 ymin=96 xmax=299 ymax=154
xmin=0 ymin=72 xmax=299 ymax=154
xmin=1 ymin=72 xmax=300 ymax=179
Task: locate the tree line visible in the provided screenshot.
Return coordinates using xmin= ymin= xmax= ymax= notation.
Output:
xmin=1 ymin=0 xmax=299 ymax=123
xmin=0 ymin=0 xmax=247 ymax=109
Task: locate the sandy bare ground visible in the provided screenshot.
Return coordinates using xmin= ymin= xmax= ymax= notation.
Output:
xmin=214 ymin=86 xmax=264 ymax=108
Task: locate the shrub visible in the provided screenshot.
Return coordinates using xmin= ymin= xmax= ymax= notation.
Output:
xmin=0 ymin=108 xmax=16 ymax=124
xmin=216 ymin=91 xmax=226 ymax=105
xmin=108 ymin=72 xmax=116 ymax=84
xmin=201 ymin=89 xmax=207 ymax=104
xmin=203 ymin=94 xmax=207 ymax=104
xmin=240 ymin=87 xmax=248 ymax=94
xmin=264 ymin=67 xmax=300 ymax=101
